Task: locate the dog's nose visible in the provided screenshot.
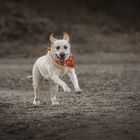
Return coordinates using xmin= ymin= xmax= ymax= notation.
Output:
xmin=60 ymin=52 xmax=65 ymax=58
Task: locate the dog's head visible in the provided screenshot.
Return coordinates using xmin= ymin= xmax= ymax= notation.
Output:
xmin=50 ymin=32 xmax=71 ymax=62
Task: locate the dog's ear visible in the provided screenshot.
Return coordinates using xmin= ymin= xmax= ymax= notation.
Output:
xmin=50 ymin=33 xmax=57 ymax=43
xmin=63 ymin=32 xmax=69 ymax=42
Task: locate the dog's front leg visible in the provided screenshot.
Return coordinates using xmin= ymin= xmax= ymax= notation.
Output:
xmin=49 ymin=80 xmax=60 ymax=105
xmin=68 ymin=68 xmax=82 ymax=93
xmin=51 ymin=75 xmax=71 ymax=92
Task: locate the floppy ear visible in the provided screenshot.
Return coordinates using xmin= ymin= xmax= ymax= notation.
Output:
xmin=50 ymin=33 xmax=57 ymax=43
xmin=63 ymin=32 xmax=69 ymax=42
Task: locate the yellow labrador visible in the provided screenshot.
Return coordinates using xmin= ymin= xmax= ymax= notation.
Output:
xmin=31 ymin=32 xmax=82 ymax=106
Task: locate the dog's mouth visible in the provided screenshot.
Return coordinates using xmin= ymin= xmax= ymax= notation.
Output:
xmin=55 ymin=54 xmax=66 ymax=62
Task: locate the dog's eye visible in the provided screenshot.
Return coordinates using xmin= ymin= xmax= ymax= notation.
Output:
xmin=64 ymin=45 xmax=67 ymax=49
xmin=56 ymin=46 xmax=60 ymax=50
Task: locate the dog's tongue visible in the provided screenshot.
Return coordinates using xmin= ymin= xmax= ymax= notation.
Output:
xmin=59 ymin=57 xmax=65 ymax=62
xmin=60 ymin=59 xmax=65 ymax=64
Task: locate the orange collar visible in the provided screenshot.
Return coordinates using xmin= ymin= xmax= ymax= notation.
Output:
xmin=47 ymin=47 xmax=75 ymax=68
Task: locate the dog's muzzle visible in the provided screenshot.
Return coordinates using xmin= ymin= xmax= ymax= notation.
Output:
xmin=60 ymin=52 xmax=65 ymax=58
xmin=56 ymin=52 xmax=66 ymax=61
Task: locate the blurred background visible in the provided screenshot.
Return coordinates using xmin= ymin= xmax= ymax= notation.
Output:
xmin=0 ymin=0 xmax=140 ymax=58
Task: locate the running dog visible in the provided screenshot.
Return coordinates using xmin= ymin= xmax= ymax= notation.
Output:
xmin=30 ymin=32 xmax=82 ymax=106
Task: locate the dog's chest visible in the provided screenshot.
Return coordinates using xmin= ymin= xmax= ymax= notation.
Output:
xmin=59 ymin=67 xmax=69 ymax=77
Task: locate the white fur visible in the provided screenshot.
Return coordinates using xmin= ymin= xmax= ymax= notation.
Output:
xmin=32 ymin=34 xmax=82 ymax=106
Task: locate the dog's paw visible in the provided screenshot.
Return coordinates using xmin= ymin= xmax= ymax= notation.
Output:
xmin=33 ymin=100 xmax=40 ymax=106
xmin=63 ymin=86 xmax=71 ymax=93
xmin=52 ymin=101 xmax=60 ymax=106
xmin=75 ymin=88 xmax=82 ymax=94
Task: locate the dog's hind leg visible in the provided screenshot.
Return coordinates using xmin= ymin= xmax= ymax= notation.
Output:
xmin=49 ymin=81 xmax=60 ymax=105
xmin=32 ymin=64 xmax=43 ymax=106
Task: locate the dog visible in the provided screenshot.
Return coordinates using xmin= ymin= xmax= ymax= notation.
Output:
xmin=30 ymin=32 xmax=82 ymax=106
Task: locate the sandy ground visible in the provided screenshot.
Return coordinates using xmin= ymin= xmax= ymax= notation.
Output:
xmin=0 ymin=53 xmax=140 ymax=140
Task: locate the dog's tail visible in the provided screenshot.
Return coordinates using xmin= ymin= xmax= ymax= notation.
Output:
xmin=27 ymin=75 xmax=32 ymax=80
